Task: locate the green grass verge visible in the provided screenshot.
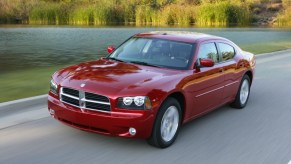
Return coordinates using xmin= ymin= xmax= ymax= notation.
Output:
xmin=241 ymin=41 xmax=291 ymax=54
xmin=0 ymin=66 xmax=64 ymax=103
xmin=1 ymin=44 xmax=291 ymax=103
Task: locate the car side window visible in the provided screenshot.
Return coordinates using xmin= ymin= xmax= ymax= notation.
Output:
xmin=217 ymin=43 xmax=235 ymax=61
xmin=197 ymin=43 xmax=219 ymax=63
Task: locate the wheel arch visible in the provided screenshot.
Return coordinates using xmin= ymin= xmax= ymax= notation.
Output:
xmin=245 ymin=70 xmax=253 ymax=85
xmin=167 ymin=92 xmax=186 ymax=123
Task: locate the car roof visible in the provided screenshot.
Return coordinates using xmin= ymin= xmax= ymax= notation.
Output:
xmin=134 ymin=31 xmax=226 ymax=43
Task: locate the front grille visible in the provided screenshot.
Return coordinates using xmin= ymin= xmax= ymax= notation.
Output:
xmin=61 ymin=95 xmax=79 ymax=106
xmin=86 ymin=102 xmax=110 ymax=111
xmin=60 ymin=87 xmax=111 ymax=112
xmin=85 ymin=92 xmax=109 ymax=102
xmin=63 ymin=88 xmax=79 ymax=97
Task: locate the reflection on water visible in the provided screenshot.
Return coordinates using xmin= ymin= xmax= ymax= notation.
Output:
xmin=0 ymin=26 xmax=291 ymax=73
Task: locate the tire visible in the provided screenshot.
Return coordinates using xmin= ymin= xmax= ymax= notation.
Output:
xmin=231 ymin=75 xmax=251 ymax=109
xmin=147 ymin=97 xmax=182 ymax=148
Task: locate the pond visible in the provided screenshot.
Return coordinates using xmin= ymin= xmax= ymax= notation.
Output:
xmin=1 ymin=25 xmax=291 ymax=73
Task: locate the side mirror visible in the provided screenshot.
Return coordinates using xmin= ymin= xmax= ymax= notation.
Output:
xmin=107 ymin=45 xmax=115 ymax=54
xmin=200 ymin=58 xmax=214 ymax=67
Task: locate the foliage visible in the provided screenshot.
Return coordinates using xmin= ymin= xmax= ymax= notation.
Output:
xmin=0 ymin=0 xmax=290 ymax=26
xmin=277 ymin=0 xmax=291 ymax=26
xmin=0 ymin=0 xmax=37 ymax=23
xmin=197 ymin=1 xmax=250 ymax=26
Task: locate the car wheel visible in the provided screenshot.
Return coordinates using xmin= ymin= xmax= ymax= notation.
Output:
xmin=231 ymin=75 xmax=251 ymax=109
xmin=147 ymin=97 xmax=181 ymax=148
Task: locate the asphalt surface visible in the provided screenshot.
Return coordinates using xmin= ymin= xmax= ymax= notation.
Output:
xmin=1 ymin=51 xmax=291 ymax=164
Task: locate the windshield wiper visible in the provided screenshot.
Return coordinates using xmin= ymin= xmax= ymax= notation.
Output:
xmin=129 ymin=61 xmax=161 ymax=68
xmin=107 ymin=57 xmax=125 ymax=62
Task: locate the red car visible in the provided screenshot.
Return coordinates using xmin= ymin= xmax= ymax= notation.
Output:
xmin=48 ymin=31 xmax=255 ymax=148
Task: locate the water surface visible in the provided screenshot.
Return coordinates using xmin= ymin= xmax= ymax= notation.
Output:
xmin=1 ymin=26 xmax=291 ymax=72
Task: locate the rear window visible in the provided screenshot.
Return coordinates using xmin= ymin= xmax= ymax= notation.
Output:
xmin=217 ymin=43 xmax=235 ymax=61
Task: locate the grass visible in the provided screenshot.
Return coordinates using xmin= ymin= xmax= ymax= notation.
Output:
xmin=0 ymin=0 xmax=291 ymax=27
xmin=29 ymin=2 xmax=61 ymax=24
xmin=241 ymin=41 xmax=291 ymax=54
xmin=2 ymin=0 xmax=290 ymax=26
xmin=277 ymin=6 xmax=291 ymax=26
xmin=197 ymin=2 xmax=250 ymax=26
xmin=0 ymin=66 xmax=64 ymax=102
xmin=1 ymin=44 xmax=291 ymax=103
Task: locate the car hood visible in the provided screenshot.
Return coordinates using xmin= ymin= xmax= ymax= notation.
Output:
xmin=54 ymin=58 xmax=183 ymax=96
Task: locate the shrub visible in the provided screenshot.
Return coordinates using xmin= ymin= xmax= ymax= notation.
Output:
xmin=197 ymin=1 xmax=250 ymax=26
xmin=277 ymin=6 xmax=291 ymax=26
xmin=29 ymin=2 xmax=60 ymax=24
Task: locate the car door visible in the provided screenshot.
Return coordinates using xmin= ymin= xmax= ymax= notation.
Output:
xmin=216 ymin=42 xmax=241 ymax=102
xmin=184 ymin=42 xmax=225 ymax=117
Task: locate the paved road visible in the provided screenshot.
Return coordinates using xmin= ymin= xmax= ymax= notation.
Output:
xmin=1 ymin=51 xmax=291 ymax=164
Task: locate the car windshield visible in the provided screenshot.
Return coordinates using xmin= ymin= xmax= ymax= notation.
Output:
xmin=109 ymin=37 xmax=195 ymax=70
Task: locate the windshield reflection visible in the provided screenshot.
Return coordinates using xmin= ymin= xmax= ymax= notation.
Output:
xmin=110 ymin=37 xmax=195 ymax=70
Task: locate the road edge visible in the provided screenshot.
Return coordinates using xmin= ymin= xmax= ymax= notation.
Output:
xmin=255 ymin=49 xmax=291 ymax=59
xmin=0 ymin=95 xmax=47 ymax=113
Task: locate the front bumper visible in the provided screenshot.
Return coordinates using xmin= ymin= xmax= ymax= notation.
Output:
xmin=48 ymin=94 xmax=155 ymax=139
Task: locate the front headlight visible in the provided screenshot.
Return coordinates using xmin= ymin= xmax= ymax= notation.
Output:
xmin=50 ymin=79 xmax=58 ymax=95
xmin=117 ymin=96 xmax=151 ymax=110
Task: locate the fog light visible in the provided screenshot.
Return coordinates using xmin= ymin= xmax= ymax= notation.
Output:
xmin=49 ymin=109 xmax=55 ymax=115
xmin=129 ymin=127 xmax=136 ymax=136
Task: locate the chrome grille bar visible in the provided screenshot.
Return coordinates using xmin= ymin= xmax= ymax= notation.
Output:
xmin=60 ymin=87 xmax=111 ymax=112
